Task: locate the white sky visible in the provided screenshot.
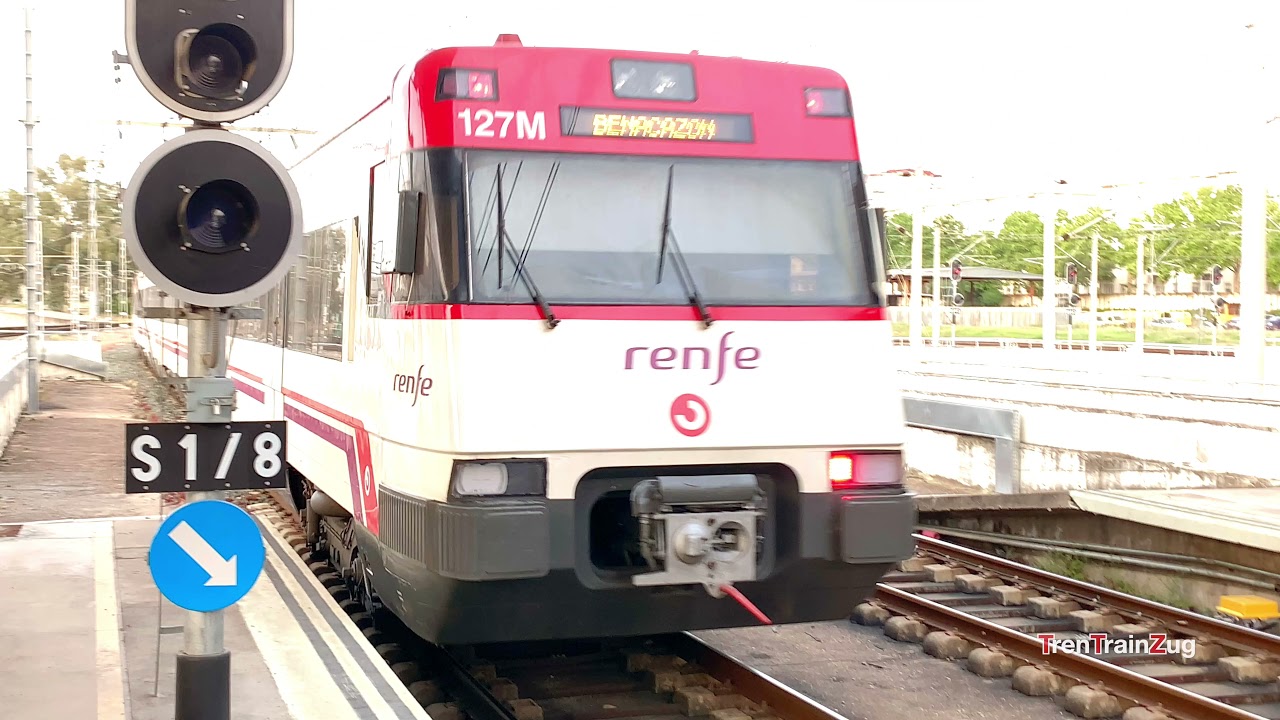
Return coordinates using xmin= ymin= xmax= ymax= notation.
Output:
xmin=2 ymin=0 xmax=1280 ymax=229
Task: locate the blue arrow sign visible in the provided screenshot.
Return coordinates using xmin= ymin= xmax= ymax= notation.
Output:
xmin=149 ymin=500 xmax=266 ymax=612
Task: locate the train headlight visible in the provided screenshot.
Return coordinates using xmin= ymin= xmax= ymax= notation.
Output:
xmin=450 ymin=460 xmax=546 ymax=497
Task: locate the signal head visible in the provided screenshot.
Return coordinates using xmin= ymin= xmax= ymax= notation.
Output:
xmin=950 ymin=258 xmax=963 ymax=282
xmin=125 ymin=0 xmax=293 ymax=123
xmin=122 ymin=129 xmax=302 ymax=307
xmin=1066 ymin=262 xmax=1078 ymax=285
xmin=1212 ymin=264 xmax=1223 ymax=285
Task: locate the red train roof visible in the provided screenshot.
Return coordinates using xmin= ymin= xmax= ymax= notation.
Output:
xmin=385 ymin=37 xmax=862 ymax=162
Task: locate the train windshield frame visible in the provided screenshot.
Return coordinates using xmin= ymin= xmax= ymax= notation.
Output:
xmin=453 ymin=150 xmax=877 ymax=307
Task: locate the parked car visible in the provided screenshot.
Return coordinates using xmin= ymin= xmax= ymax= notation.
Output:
xmin=1150 ymin=316 xmax=1184 ymax=327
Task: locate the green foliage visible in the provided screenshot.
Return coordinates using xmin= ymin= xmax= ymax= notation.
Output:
xmin=0 ymin=155 xmax=130 ymax=311
xmin=1035 ymin=552 xmax=1087 ymax=581
xmin=884 ymin=184 xmax=1280 ymax=292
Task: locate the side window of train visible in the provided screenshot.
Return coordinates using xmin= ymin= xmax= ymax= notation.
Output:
xmin=366 ymin=162 xmax=384 ymax=303
xmin=236 ymin=296 xmax=265 ymax=340
xmin=286 ymin=218 xmax=349 ymax=360
xmin=371 ymin=160 xmax=399 ymax=277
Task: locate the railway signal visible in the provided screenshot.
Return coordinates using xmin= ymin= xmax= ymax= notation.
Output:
xmin=119 ymin=3 xmax=297 ymax=719
xmin=951 ymin=258 xmax=963 ymax=283
xmin=1066 ymin=262 xmax=1078 ymax=286
xmin=122 ymin=0 xmax=302 ymax=307
xmin=1212 ymin=264 xmax=1223 ymax=287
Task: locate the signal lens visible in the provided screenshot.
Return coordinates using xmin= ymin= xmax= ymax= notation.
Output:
xmin=179 ymin=179 xmax=257 ymax=253
xmin=828 ymin=451 xmax=903 ymax=490
xmin=183 ymin=24 xmax=257 ymax=100
xmin=436 ymin=69 xmax=498 ymax=101
xmin=805 ymin=88 xmax=851 ymax=117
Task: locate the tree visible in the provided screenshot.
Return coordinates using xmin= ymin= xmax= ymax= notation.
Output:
xmin=1126 ymin=185 xmax=1280 ymax=290
xmin=0 ymin=155 xmax=129 ymax=313
xmin=0 ymin=191 xmax=28 ymax=302
xmin=1057 ymin=207 xmax=1126 ymax=287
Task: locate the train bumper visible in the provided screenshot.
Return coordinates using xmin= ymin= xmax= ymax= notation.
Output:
xmin=366 ymin=484 xmax=918 ymax=644
xmin=837 ymin=489 xmax=918 ymax=564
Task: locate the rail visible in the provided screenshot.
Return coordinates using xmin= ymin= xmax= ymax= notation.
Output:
xmin=910 ymin=535 xmax=1280 ymax=657
xmin=251 ymin=493 xmax=854 ymax=720
xmin=865 ymin=534 xmax=1280 ymax=720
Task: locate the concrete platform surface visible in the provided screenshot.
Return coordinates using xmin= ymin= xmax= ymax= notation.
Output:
xmin=915 ymin=486 xmax=1280 ymax=554
xmin=1071 ymin=487 xmax=1280 ymax=553
xmin=0 ymin=513 xmax=428 ymax=720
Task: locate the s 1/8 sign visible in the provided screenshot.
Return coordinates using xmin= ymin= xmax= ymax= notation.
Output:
xmin=457 ymin=109 xmax=546 ymax=140
xmin=124 ymin=421 xmax=288 ymax=493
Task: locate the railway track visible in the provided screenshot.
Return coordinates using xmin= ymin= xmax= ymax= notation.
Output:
xmin=859 ymin=534 xmax=1280 ymax=720
xmin=243 ymin=490 xmax=848 ymax=720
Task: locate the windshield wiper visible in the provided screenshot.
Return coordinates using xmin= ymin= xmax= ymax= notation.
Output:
xmin=496 ymin=163 xmax=559 ymax=329
xmin=656 ymin=165 xmax=713 ymax=328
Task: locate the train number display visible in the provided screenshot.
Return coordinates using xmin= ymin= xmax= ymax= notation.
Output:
xmin=124 ymin=421 xmax=288 ymax=493
xmin=457 ymin=109 xmax=547 ymax=140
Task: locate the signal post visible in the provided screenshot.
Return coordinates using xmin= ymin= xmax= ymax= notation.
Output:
xmin=949 ymin=259 xmax=962 ymax=343
xmin=118 ymin=3 xmax=301 ymax=719
xmin=1065 ymin=262 xmax=1080 ymax=345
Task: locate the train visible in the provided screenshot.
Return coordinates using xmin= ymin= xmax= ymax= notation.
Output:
xmin=132 ymin=35 xmax=917 ymax=646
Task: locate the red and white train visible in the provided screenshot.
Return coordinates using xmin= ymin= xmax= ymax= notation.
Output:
xmin=133 ymin=35 xmax=916 ymax=646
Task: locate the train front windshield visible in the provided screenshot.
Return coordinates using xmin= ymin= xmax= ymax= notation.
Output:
xmin=463 ymin=151 xmax=875 ymax=307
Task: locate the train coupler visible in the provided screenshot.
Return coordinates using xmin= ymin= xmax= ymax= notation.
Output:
xmin=628 ymin=474 xmax=766 ymax=590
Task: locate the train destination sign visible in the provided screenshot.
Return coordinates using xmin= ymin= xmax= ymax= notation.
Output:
xmin=559 ymin=106 xmax=754 ymax=143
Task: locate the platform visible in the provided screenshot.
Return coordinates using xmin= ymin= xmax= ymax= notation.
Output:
xmin=915 ymin=487 xmax=1280 ymax=555
xmin=1069 ymin=487 xmax=1280 ymax=554
xmin=0 ymin=511 xmax=429 ymax=720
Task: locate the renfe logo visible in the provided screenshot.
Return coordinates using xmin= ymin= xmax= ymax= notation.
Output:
xmin=393 ymin=365 xmax=433 ymax=407
xmin=624 ymin=331 xmax=760 ymax=386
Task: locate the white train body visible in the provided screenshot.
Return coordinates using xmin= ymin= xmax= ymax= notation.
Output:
xmin=134 ymin=40 xmax=916 ymax=645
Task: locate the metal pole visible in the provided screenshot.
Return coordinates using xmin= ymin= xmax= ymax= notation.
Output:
xmin=71 ymin=230 xmax=81 ymax=333
xmin=119 ymin=220 xmax=128 ymax=317
xmin=931 ymin=219 xmax=941 ymax=343
xmin=89 ymin=165 xmax=100 ymax=327
xmin=22 ymin=7 xmax=38 ymax=413
xmin=1089 ymin=231 xmax=1099 ymax=352
xmin=1135 ymin=234 xmax=1146 ymax=351
xmin=176 ymin=307 xmax=229 ymax=720
xmin=1041 ymin=202 xmax=1056 ymax=350
xmin=908 ymin=208 xmax=924 ymax=347
xmin=1237 ymin=19 xmax=1270 ymax=382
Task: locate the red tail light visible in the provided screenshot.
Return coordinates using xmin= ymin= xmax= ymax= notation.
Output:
xmin=437 ymin=69 xmax=497 ymax=101
xmin=828 ymin=451 xmax=902 ymax=490
xmin=805 ymin=88 xmax=851 ymax=117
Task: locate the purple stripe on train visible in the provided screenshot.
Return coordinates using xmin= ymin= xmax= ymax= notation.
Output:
xmin=231 ymin=378 xmax=265 ymax=404
xmin=282 ymin=401 xmax=364 ymax=524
